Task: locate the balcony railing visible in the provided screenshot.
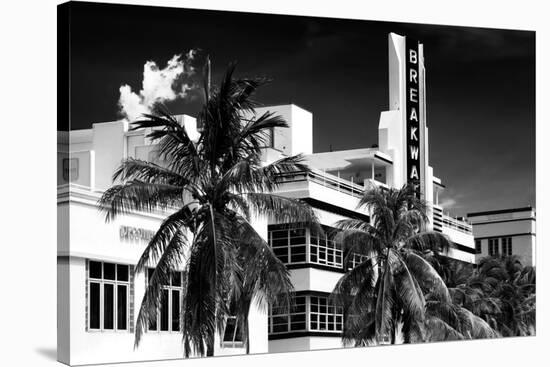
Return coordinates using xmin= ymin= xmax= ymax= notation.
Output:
xmin=441 ymin=213 xmax=472 ymax=234
xmin=277 ymin=168 xmax=368 ymax=199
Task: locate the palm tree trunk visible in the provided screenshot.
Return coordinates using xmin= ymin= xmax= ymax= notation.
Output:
xmin=206 ymin=339 xmax=214 ymax=357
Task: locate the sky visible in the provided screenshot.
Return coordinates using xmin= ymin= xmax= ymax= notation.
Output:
xmin=64 ymin=2 xmax=536 ymax=217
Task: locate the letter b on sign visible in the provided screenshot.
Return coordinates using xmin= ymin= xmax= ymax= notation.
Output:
xmin=409 ymin=49 xmax=417 ymax=64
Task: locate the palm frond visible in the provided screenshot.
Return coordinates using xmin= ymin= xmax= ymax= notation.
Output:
xmin=134 ymin=229 xmax=187 ymax=347
xmin=404 ymin=231 xmax=454 ymax=255
xmin=244 ymin=193 xmax=320 ymax=229
xmin=403 ymin=251 xmax=451 ymax=304
xmin=113 ymin=157 xmax=189 ymax=186
xmin=98 ymin=180 xmax=184 ymax=222
xmin=134 ymin=207 xmax=193 ymax=274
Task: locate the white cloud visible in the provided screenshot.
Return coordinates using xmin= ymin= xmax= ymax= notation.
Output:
xmin=118 ymin=51 xmax=199 ymax=121
xmin=438 ymin=197 xmax=457 ymax=209
xmin=118 ymin=85 xmax=148 ymax=122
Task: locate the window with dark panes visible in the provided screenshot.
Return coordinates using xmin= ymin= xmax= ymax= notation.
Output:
xmin=268 ymin=294 xmax=342 ymax=335
xmin=488 ymin=238 xmax=499 ymax=256
xmin=268 ymin=296 xmax=307 ymax=334
xmin=347 ymin=252 xmax=369 ymax=270
xmin=310 ymin=226 xmax=343 ymax=268
xmin=268 ymin=225 xmax=307 ymax=265
xmin=89 ymin=282 xmax=101 ymax=329
xmin=475 ymin=240 xmax=482 ymax=254
xmin=501 ymin=237 xmax=512 ymax=256
xmin=146 ymin=268 xmax=183 ymax=332
xmin=160 ymin=289 xmax=169 ymax=331
xmin=309 ymin=296 xmax=343 ymax=332
xmin=223 ymin=316 xmax=243 ymax=347
xmin=87 ymin=260 xmax=130 ymax=331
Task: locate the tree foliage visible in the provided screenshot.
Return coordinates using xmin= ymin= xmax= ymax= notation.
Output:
xmin=98 ymin=62 xmax=318 ymax=356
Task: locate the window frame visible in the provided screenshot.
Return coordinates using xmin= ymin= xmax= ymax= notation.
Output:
xmin=145 ymin=268 xmax=184 ymax=333
xmin=488 ymin=238 xmax=500 ymax=256
xmin=222 ymin=316 xmax=245 ymax=348
xmin=309 ymin=295 xmax=343 ymax=332
xmin=268 ymin=224 xmax=344 ymax=270
xmin=310 ymin=226 xmax=343 ymax=268
xmin=87 ymin=260 xmax=130 ymax=332
xmin=475 ymin=239 xmax=482 ymax=254
xmin=269 ymin=226 xmax=308 ymax=265
xmin=347 ymin=252 xmax=369 ymax=271
xmin=268 ymin=294 xmax=343 ymax=335
xmin=501 ymin=237 xmax=512 ymax=256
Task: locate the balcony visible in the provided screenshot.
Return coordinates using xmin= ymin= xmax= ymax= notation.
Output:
xmin=277 ymin=168 xmax=387 ymax=199
xmin=442 ymin=214 xmax=472 ymax=234
xmin=433 ymin=205 xmax=472 ymax=235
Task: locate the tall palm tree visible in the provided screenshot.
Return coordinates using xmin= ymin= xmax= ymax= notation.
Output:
xmin=331 ymin=183 xmax=454 ymax=345
xmin=98 ymin=62 xmax=318 ymax=357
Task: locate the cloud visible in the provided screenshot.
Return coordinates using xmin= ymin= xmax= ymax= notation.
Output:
xmin=118 ymin=51 xmax=199 ymax=121
xmin=438 ymin=197 xmax=457 ymax=209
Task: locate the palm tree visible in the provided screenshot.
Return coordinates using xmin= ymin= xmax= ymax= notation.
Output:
xmin=471 ymin=255 xmax=536 ymax=336
xmin=331 ymin=183 xmax=454 ymax=345
xmin=437 ymin=258 xmax=502 ymax=334
xmin=98 ymin=61 xmax=318 ymax=357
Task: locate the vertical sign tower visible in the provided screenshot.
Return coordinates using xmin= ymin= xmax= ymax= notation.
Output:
xmin=405 ymin=38 xmax=422 ymax=196
xmin=380 ymin=33 xmax=433 ymax=225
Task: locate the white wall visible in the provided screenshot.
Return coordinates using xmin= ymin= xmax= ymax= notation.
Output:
xmin=289 ymin=268 xmax=343 ymax=293
xmin=378 ymin=110 xmax=401 ymax=188
xmin=269 ymin=336 xmax=343 ymax=353
xmin=470 ymin=211 xmax=536 ymax=266
xmin=57 ymin=256 xmax=70 ymax=365
xmin=92 ymin=120 xmax=127 ymax=191
xmin=252 ymin=105 xmax=313 ymax=156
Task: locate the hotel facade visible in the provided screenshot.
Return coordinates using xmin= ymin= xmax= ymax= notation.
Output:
xmin=468 ymin=207 xmax=536 ymax=266
xmin=57 ymin=33 xmax=476 ymax=365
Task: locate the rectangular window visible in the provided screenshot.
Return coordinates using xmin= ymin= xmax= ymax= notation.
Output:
xmin=475 ymin=240 xmax=482 ymax=254
xmin=146 ymin=269 xmax=183 ymax=333
xmin=117 ymin=285 xmax=128 ymax=330
xmin=160 ymin=289 xmax=169 ymax=331
xmin=268 ymin=224 xmax=343 ymax=269
xmin=310 ymin=226 xmax=343 ymax=269
xmin=89 ymin=282 xmax=101 ymax=329
xmin=171 ymin=290 xmax=180 ymax=332
xmin=309 ymin=296 xmax=343 ymax=332
xmin=347 ymin=252 xmax=369 ymax=271
xmin=223 ymin=316 xmax=244 ymax=348
xmin=268 ymin=225 xmax=307 ymax=265
xmin=488 ymin=238 xmax=499 ymax=256
xmin=268 ymin=295 xmax=342 ymax=335
xmin=501 ymin=237 xmax=512 ymax=256
xmin=103 ymin=284 xmax=114 ymax=330
xmin=87 ymin=260 xmax=130 ymax=331
xmin=269 ymin=296 xmax=307 ymax=334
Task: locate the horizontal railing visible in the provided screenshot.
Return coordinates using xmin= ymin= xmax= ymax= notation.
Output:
xmin=441 ymin=213 xmax=472 ymax=234
xmin=277 ymin=169 xmax=373 ymax=199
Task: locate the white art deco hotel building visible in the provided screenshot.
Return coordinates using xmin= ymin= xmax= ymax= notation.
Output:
xmin=57 ymin=33 xmax=476 ymax=365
